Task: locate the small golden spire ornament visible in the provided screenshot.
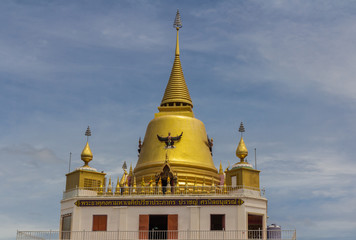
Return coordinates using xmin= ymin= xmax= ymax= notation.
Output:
xmin=129 ymin=164 xmax=133 ymax=176
xmin=98 ymin=183 xmax=103 ymax=195
xmin=140 ymin=177 xmax=146 ymax=194
xmin=124 ymin=180 xmax=129 ymax=195
xmin=115 ymin=177 xmax=120 ymax=195
xmin=107 ymin=177 xmax=112 ymax=194
xmin=81 ymin=126 xmax=93 ymax=167
xmin=166 ymin=176 xmax=171 ymax=194
xmin=132 ymin=176 xmax=137 ymax=195
xmin=211 ymin=176 xmax=216 ymax=193
xmin=236 ymin=122 xmax=248 ymax=162
xmin=219 ymin=162 xmax=224 ymax=175
xmin=158 ymin=177 xmax=163 ymax=194
xmin=149 ymin=176 xmax=154 ymax=194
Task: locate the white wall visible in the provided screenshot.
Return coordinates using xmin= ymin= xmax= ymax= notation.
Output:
xmin=60 ymin=196 xmax=267 ymax=232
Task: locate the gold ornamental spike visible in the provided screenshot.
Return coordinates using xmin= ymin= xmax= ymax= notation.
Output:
xmin=81 ymin=142 xmax=93 ymax=167
xmin=81 ymin=126 xmax=93 ymax=167
xmin=166 ymin=176 xmax=171 ymax=194
xmin=98 ymin=183 xmax=103 ymax=195
xmin=236 ymin=122 xmax=248 ymax=161
xmin=211 ymin=176 xmax=216 ymax=194
xmin=132 ymin=176 xmax=137 ymax=195
xmin=219 ymin=162 xmax=224 ymax=175
xmin=107 ymin=177 xmax=112 ymax=194
xmin=158 ymin=177 xmax=163 ymax=194
xmin=124 ymin=180 xmax=129 ymax=195
xmin=236 ymin=136 xmax=248 ymax=162
xmin=115 ymin=177 xmax=120 ymax=195
xmin=129 ymin=164 xmax=133 ymax=176
xmin=160 ymin=10 xmax=193 ymax=108
xmin=223 ymin=180 xmax=227 ymax=194
xmin=140 ymin=177 xmax=146 ymax=194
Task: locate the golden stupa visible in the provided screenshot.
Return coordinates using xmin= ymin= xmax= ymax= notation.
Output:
xmin=134 ymin=10 xmax=219 ymax=186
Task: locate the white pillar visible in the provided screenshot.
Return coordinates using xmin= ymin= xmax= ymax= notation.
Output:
xmin=118 ymin=207 xmax=128 ymax=231
xmin=188 ymin=206 xmax=200 ymax=240
xmin=237 ymin=203 xmax=247 ymax=239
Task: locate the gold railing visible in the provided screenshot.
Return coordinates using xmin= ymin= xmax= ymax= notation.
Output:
xmin=63 ymin=185 xmax=265 ymax=199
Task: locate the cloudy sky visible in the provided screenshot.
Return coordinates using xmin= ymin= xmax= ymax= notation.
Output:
xmin=1 ymin=1 xmax=356 ymax=240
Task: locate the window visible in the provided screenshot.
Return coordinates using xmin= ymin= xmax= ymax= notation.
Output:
xmin=210 ymin=214 xmax=225 ymax=230
xmin=248 ymin=214 xmax=263 ymax=239
xmin=93 ymin=215 xmax=107 ymax=231
xmin=231 ymin=176 xmax=237 ymax=187
xmin=84 ymin=178 xmax=101 ymax=189
xmin=61 ymin=214 xmax=72 ymax=240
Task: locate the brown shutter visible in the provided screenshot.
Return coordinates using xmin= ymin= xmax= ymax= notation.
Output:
xmin=139 ymin=215 xmax=149 ymax=239
xmin=93 ymin=215 xmax=107 ymax=231
xmin=167 ymin=214 xmax=178 ymax=239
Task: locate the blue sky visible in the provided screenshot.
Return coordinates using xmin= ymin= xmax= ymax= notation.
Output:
xmin=1 ymin=1 xmax=356 ymax=240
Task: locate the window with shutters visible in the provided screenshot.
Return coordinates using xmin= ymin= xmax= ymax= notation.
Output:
xmin=92 ymin=215 xmax=107 ymax=231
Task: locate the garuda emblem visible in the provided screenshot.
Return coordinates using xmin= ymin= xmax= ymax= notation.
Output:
xmin=157 ymin=132 xmax=183 ymax=148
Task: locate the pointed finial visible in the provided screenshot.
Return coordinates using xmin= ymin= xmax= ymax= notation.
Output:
xmin=160 ymin=10 xmax=193 ymax=109
xmin=239 ymin=122 xmax=245 ymax=135
xmin=107 ymin=177 xmax=112 ymax=193
xmin=173 ymin=9 xmax=182 ymax=29
xmin=129 ymin=163 xmax=133 ymax=176
xmin=85 ymin=126 xmax=91 ymax=142
xmin=219 ymin=162 xmax=223 ymax=175
xmin=236 ymin=130 xmax=248 ymax=162
xmin=174 ymin=10 xmax=182 ymax=56
xmin=138 ymin=137 xmax=142 ymax=154
xmin=81 ymin=142 xmax=93 ymax=167
xmin=122 ymin=161 xmax=127 ymax=170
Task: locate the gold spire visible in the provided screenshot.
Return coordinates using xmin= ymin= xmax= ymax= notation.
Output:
xmin=160 ymin=10 xmax=193 ymax=108
xmin=129 ymin=163 xmax=133 ymax=177
xmin=107 ymin=177 xmax=112 ymax=193
xmin=219 ymin=162 xmax=224 ymax=175
xmin=81 ymin=141 xmax=93 ymax=167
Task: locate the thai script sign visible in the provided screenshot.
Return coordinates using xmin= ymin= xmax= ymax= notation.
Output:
xmin=75 ymin=198 xmax=244 ymax=207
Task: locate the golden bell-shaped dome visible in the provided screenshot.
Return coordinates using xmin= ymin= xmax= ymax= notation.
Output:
xmin=81 ymin=141 xmax=93 ymax=167
xmin=134 ymin=12 xmax=218 ymax=186
xmin=236 ymin=136 xmax=248 ymax=161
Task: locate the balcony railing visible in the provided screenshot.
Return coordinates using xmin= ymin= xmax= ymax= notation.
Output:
xmin=17 ymin=229 xmax=296 ymax=240
xmin=63 ymin=185 xmax=265 ymax=199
